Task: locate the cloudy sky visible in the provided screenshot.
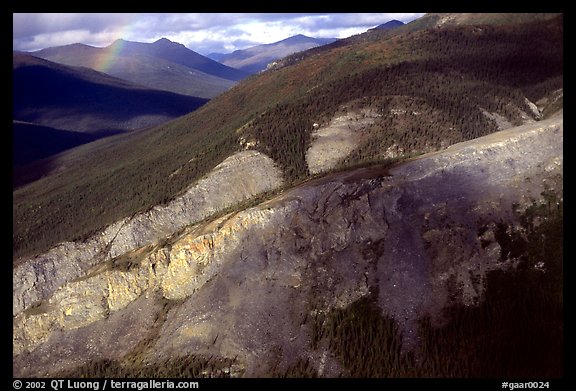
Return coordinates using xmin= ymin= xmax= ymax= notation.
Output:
xmin=13 ymin=13 xmax=425 ymax=55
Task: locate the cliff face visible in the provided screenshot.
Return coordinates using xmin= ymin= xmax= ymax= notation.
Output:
xmin=13 ymin=150 xmax=283 ymax=317
xmin=13 ymin=113 xmax=562 ymax=377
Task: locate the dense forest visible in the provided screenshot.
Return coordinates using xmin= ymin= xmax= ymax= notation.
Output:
xmin=13 ymin=15 xmax=563 ymax=260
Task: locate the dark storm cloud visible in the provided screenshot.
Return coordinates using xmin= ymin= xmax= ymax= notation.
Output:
xmin=13 ymin=13 xmax=132 ymax=38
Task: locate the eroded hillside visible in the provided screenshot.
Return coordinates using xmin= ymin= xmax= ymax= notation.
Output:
xmin=14 ymin=112 xmax=563 ymax=377
xmin=13 ymin=150 xmax=282 ymax=316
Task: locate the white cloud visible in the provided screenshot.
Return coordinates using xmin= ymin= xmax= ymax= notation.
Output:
xmin=13 ymin=13 xmax=425 ymax=54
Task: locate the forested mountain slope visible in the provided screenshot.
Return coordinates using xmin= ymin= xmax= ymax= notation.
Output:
xmin=14 ymin=14 xmax=562 ymax=262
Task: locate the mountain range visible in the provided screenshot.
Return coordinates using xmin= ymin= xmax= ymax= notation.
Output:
xmin=208 ymin=34 xmax=338 ymax=74
xmin=29 ymin=38 xmax=246 ymax=98
xmin=13 ymin=13 xmax=563 ymax=378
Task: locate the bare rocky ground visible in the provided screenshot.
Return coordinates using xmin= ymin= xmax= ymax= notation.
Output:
xmin=306 ymin=109 xmax=380 ymax=174
xmin=13 ymin=111 xmax=562 ymax=377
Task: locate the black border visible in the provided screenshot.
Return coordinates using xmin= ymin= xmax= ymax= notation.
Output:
xmin=8 ymin=2 xmax=569 ymax=388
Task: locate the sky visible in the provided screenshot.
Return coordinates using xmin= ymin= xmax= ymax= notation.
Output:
xmin=13 ymin=13 xmax=425 ymax=55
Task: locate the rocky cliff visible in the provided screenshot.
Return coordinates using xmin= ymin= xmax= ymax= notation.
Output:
xmin=13 ymin=150 xmax=283 ymax=317
xmin=13 ymin=112 xmax=562 ymax=377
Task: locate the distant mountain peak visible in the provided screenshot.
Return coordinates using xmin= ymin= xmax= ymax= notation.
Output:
xmin=282 ymin=34 xmax=315 ymax=43
xmin=152 ymin=37 xmax=188 ymax=50
xmin=370 ymin=20 xmax=405 ymax=31
xmin=154 ymin=37 xmax=173 ymax=45
xmin=213 ymin=34 xmax=337 ymax=74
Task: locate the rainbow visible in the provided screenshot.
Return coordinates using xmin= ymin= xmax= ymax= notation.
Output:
xmin=94 ymin=38 xmax=126 ymax=73
xmin=93 ymin=14 xmax=138 ymax=73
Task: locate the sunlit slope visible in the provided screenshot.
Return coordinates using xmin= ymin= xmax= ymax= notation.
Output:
xmin=31 ymin=38 xmax=246 ymax=98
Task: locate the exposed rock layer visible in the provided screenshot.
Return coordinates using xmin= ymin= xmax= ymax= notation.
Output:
xmin=13 ymin=150 xmax=283 ymax=316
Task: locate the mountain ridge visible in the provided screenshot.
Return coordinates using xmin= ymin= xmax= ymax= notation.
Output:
xmin=104 ymin=37 xmax=247 ymax=80
xmin=29 ymin=38 xmax=243 ymax=98
xmin=369 ymin=19 xmax=405 ymax=30
xmin=210 ymin=34 xmax=338 ymax=74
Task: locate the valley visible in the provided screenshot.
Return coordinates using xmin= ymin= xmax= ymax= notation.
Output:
xmin=12 ymin=53 xmax=208 ymax=188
